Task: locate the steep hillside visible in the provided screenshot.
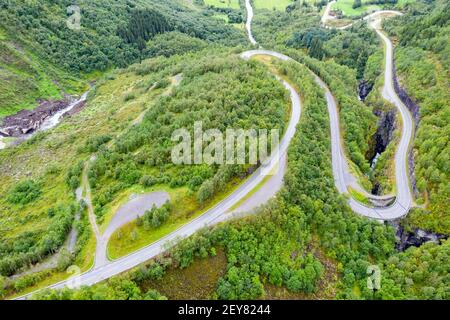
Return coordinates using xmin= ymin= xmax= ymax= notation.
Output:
xmin=0 ymin=0 xmax=246 ymax=117
xmin=0 ymin=27 xmax=87 ymax=117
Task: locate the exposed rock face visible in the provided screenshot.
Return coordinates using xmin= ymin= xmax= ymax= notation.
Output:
xmin=390 ymin=221 xmax=448 ymax=252
xmin=367 ymin=108 xmax=397 ymax=183
xmin=372 ymin=109 xmax=396 ymax=159
xmin=365 ymin=58 xmax=421 ymax=197
xmin=392 ymin=66 xmax=420 ymax=129
xmin=0 ymin=98 xmax=70 ymax=137
xmin=392 ymin=60 xmax=420 ymax=197
xmin=358 ymin=79 xmax=373 ymax=101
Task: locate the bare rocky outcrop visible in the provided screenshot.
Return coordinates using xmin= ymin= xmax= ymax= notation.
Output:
xmin=0 ymin=98 xmax=70 ymax=137
xmin=358 ymin=79 xmax=374 ymax=101
xmin=392 ymin=65 xmax=420 ymax=129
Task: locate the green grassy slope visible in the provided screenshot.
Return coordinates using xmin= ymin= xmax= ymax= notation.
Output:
xmin=0 ymin=28 xmax=86 ymax=118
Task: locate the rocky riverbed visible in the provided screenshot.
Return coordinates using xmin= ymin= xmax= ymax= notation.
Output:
xmin=0 ymin=98 xmax=72 ymax=137
xmin=0 ymin=92 xmax=88 ymax=147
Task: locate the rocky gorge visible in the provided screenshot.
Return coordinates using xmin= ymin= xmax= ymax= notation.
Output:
xmin=391 ymin=220 xmax=447 ymax=252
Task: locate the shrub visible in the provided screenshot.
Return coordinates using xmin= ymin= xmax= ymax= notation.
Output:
xmin=8 ymin=180 xmax=42 ymax=205
xmin=143 ymin=202 xmax=171 ymax=229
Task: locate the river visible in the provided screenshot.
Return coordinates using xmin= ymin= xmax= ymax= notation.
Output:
xmin=0 ymin=91 xmax=89 ymax=150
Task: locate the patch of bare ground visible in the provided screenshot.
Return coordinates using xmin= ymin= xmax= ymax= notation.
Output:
xmin=327 ymin=18 xmax=353 ymax=28
xmin=141 ymin=248 xmax=227 ymax=300
xmin=0 ymin=98 xmax=70 ymax=136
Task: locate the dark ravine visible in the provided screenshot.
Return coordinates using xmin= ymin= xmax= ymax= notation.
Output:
xmin=365 ymin=57 xmax=420 ymax=197
xmin=366 ymin=108 xmax=397 ymax=196
xmin=390 ymin=221 xmax=448 ymax=252
xmin=8 ymin=189 xmax=84 ymax=280
xmin=358 ymin=79 xmax=373 ymax=101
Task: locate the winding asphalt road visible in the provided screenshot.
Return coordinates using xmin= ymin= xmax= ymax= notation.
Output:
xmin=16 ymin=2 xmax=413 ymax=299
xmin=16 ymin=36 xmax=302 ymax=299
xmin=245 ymin=0 xmax=257 ymax=46
xmin=321 ymin=0 xmax=337 ymax=27
xmin=322 ymin=1 xmax=402 ymax=30
xmin=243 ymin=0 xmax=413 ymax=219
xmin=320 ymin=9 xmax=413 ymax=219
xmin=0 ymin=91 xmax=89 ymax=150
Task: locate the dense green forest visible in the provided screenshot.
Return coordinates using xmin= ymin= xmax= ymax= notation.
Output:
xmin=288 ymin=49 xmax=378 ymax=176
